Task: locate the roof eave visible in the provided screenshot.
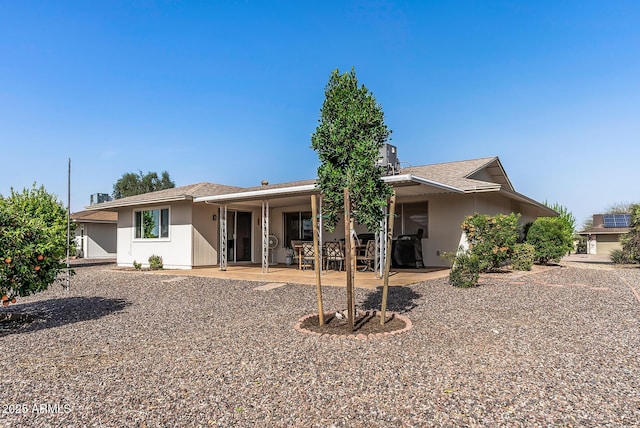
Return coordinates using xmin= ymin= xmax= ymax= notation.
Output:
xmin=84 ymin=195 xmax=193 ymax=211
xmin=498 ymin=189 xmax=558 ymax=216
xmin=194 ymin=184 xmax=319 ymax=204
xmin=383 ymin=174 xmax=465 ymax=193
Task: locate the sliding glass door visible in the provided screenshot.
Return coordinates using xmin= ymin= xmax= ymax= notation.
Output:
xmin=227 ymin=210 xmax=252 ymax=262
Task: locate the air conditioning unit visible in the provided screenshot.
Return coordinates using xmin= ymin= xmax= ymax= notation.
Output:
xmin=377 ymin=143 xmax=400 ymax=175
xmin=90 ymin=193 xmax=112 ymax=205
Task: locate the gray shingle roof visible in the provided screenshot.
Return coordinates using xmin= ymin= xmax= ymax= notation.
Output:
xmin=402 ymin=156 xmax=511 ymax=192
xmin=85 ymin=156 xmax=525 ymax=210
xmin=85 ymin=182 xmax=244 ymax=210
xmin=71 ymin=210 xmax=118 ymax=223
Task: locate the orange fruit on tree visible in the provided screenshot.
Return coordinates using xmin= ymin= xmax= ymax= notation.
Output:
xmin=4 ymin=257 xmax=10 ymax=264
xmin=1 ymin=295 xmax=7 ymax=301
xmin=34 ymin=265 xmax=41 ymax=271
xmin=37 ymin=255 xmax=44 ymax=261
xmin=10 ymin=298 xmax=16 ymax=304
xmin=2 ymin=301 xmax=8 ymax=307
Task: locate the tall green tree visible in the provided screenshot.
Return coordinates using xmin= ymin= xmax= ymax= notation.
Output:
xmin=113 ymin=170 xmax=175 ymax=199
xmin=311 ymin=68 xmax=392 ymax=232
xmin=311 ymin=68 xmax=393 ymax=330
xmin=0 ymin=185 xmax=73 ymax=305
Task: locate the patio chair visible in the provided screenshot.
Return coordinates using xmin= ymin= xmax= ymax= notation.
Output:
xmin=356 ymin=240 xmax=376 ymax=272
xmin=290 ymin=240 xmax=303 ymax=266
xmin=300 ymin=242 xmax=315 ymax=270
xmin=324 ymin=241 xmax=345 ymax=271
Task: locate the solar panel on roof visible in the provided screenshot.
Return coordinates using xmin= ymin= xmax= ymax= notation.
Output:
xmin=603 ymin=214 xmax=631 ymax=228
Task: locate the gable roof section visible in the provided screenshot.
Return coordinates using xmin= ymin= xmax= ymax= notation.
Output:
xmin=402 ymin=156 xmax=514 ymax=192
xmin=71 ymin=210 xmax=118 ymax=223
xmin=84 ymin=182 xmax=244 ymax=211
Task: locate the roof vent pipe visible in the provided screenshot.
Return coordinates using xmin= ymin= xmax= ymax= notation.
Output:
xmin=261 ymin=180 xmax=269 ymax=186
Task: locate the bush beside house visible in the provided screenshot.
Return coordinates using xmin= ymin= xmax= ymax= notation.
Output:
xmin=525 ymin=217 xmax=573 ymax=265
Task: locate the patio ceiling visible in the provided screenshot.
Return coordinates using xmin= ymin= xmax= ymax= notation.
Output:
xmin=193 ymin=174 xmax=464 ymax=208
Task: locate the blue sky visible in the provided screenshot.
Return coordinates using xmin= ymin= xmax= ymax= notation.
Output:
xmin=1 ymin=1 xmax=638 ymax=226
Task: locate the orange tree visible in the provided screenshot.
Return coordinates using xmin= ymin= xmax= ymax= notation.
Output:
xmin=0 ymin=185 xmax=73 ymax=306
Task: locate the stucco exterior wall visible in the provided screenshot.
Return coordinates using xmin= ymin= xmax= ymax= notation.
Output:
xmin=418 ymin=194 xmax=472 ymax=267
xmin=116 ymin=201 xmax=194 ymax=269
xmin=418 ymin=193 xmax=536 ymax=267
xmin=192 ymin=204 xmax=219 ymax=266
xmin=84 ymin=223 xmax=117 ymax=259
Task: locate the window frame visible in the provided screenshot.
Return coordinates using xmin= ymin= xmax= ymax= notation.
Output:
xmin=393 ymin=201 xmax=428 ymax=238
xmin=283 ymin=211 xmax=313 ymax=248
xmin=133 ymin=206 xmax=170 ymax=241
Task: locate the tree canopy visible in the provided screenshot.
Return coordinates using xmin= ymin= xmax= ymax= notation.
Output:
xmin=310 ymin=68 xmax=392 ymax=232
xmin=620 ymin=203 xmax=640 ymax=263
xmin=605 ymin=201 xmax=638 ymax=214
xmin=0 ymin=185 xmax=73 ymax=305
xmin=545 ymin=201 xmax=576 ymax=233
xmin=113 ymin=170 xmax=175 ymax=199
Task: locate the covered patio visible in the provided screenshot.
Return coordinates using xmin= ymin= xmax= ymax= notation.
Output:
xmin=193 ymin=173 xmax=463 ymax=275
xmin=155 ymin=264 xmax=450 ymax=289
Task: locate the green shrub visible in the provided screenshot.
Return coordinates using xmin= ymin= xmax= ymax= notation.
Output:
xmin=462 ymin=213 xmax=520 ymax=272
xmin=512 ymin=243 xmax=535 ymax=271
xmin=133 ymin=260 xmax=142 ymax=270
xmin=525 ymin=217 xmax=573 ymax=265
xmin=621 ymin=204 xmax=640 ymax=263
xmin=148 ymin=255 xmax=163 ymax=270
xmin=610 ymin=249 xmax=634 ymax=264
xmin=448 ymin=251 xmax=480 ymax=288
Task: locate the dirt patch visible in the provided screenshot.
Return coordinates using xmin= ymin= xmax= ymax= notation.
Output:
xmin=297 ymin=311 xmax=410 ymax=338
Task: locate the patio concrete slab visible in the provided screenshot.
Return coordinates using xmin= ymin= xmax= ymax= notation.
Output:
xmin=152 ymin=264 xmax=450 ymax=289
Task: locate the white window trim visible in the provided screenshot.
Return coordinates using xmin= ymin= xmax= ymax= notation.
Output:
xmin=132 ymin=206 xmax=171 ymax=241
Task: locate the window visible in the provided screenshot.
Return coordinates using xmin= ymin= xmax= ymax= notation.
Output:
xmin=135 ymin=208 xmax=169 ymax=239
xmin=284 ymin=211 xmax=313 ymax=247
xmin=393 ymin=202 xmax=428 ymax=238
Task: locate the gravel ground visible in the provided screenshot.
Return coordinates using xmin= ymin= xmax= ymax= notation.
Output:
xmin=1 ymin=261 xmax=639 ymax=427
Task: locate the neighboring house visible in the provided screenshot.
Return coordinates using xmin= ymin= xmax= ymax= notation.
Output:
xmin=85 ymin=156 xmax=557 ymax=270
xmin=71 ymin=210 xmax=118 ymax=259
xmin=578 ymin=213 xmax=631 ymax=256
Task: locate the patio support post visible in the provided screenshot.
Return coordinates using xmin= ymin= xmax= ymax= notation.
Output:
xmin=262 ymin=200 xmax=269 ymax=273
xmin=377 ymin=206 xmax=388 ymax=279
xmin=219 ymin=205 xmax=227 ymax=271
xmin=319 ymin=195 xmax=323 ymax=275
xmin=311 ymin=195 xmax=324 ymax=325
xmin=380 ymin=190 xmax=396 ymax=325
xmin=344 ymin=188 xmax=354 ymax=331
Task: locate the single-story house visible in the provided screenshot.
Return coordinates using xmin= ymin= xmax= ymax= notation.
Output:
xmin=577 ymin=213 xmax=631 ymax=256
xmin=85 ymin=155 xmax=556 ymax=271
xmin=70 ymin=210 xmax=118 ymax=259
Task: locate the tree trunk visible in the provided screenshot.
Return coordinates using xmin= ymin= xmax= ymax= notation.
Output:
xmin=381 ymin=190 xmax=396 ymax=324
xmin=311 ymin=195 xmax=324 ymax=325
xmin=344 ymin=188 xmax=354 ymax=332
